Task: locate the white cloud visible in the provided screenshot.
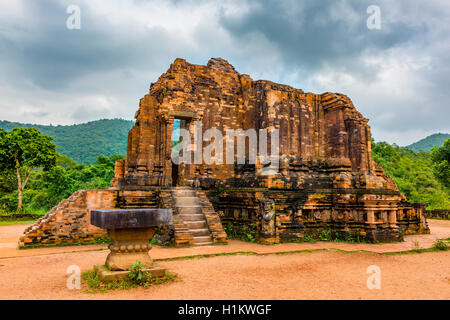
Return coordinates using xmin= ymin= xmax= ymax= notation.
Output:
xmin=0 ymin=0 xmax=448 ymax=146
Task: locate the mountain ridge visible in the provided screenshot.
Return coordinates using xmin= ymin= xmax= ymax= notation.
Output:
xmin=0 ymin=119 xmax=134 ymax=164
xmin=408 ymin=133 xmax=450 ymax=153
xmin=1 ymin=118 xmax=448 ymax=163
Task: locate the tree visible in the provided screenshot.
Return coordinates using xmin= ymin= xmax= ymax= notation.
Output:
xmin=431 ymin=139 xmax=450 ymax=188
xmin=371 ymin=139 xmax=450 ymax=209
xmin=0 ymin=127 xmax=57 ymax=211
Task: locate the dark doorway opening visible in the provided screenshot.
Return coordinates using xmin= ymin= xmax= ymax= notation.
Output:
xmin=172 ymin=161 xmax=179 ymax=186
xmin=171 ymin=118 xmax=187 ymax=186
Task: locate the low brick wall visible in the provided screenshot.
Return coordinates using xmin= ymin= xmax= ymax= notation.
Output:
xmin=18 ymin=187 xmax=228 ymax=248
xmin=19 ymin=189 xmax=118 ymax=247
xmin=197 ymin=190 xmax=227 ymax=244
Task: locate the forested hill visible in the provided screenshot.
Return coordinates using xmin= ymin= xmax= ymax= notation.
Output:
xmin=372 ymin=140 xmax=450 ymax=209
xmin=0 ymin=119 xmax=134 ymax=164
xmin=408 ymin=133 xmax=450 ymax=152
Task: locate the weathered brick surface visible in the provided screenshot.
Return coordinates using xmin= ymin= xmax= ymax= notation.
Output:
xmin=21 ymin=57 xmax=430 ymax=247
xmin=196 ymin=190 xmax=227 ymax=244
xmin=112 ymin=57 xmax=429 ymax=243
xmin=19 ymin=189 xmax=117 ymax=247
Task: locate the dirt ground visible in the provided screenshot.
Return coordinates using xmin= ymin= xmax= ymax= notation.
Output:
xmin=0 ymin=220 xmax=449 ymax=300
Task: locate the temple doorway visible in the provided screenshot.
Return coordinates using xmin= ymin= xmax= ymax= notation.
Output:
xmin=171 ymin=118 xmax=187 ymax=186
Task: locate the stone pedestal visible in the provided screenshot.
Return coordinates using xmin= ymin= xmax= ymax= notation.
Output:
xmin=90 ymin=208 xmax=173 ymax=281
xmin=106 ymin=228 xmax=155 ymax=270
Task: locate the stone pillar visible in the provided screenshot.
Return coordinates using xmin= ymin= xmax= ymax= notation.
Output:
xmin=164 ymin=117 xmax=174 ymax=186
xmin=389 ymin=209 xmax=398 ymax=228
xmin=187 ymin=119 xmax=197 ymax=180
xmin=90 ymin=208 xmax=173 ymax=281
xmin=381 ymin=210 xmax=388 ymax=228
xmin=366 ymin=210 xmax=375 ymax=224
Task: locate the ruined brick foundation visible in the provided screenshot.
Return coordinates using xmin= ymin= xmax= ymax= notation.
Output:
xmin=20 ymin=57 xmax=429 ymax=247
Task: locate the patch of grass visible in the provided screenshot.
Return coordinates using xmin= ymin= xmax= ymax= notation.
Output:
xmin=92 ymin=237 xmax=111 ymax=244
xmin=411 ymin=240 xmax=422 ymax=252
xmin=223 ymin=223 xmax=258 ymax=243
xmin=284 ymin=229 xmax=373 ymax=244
xmin=302 ymin=234 xmax=316 ymax=243
xmin=383 ymin=248 xmax=436 ymax=255
xmin=156 ymin=245 xmax=450 ymax=262
xmin=150 ymin=236 xmax=174 ymax=247
xmin=19 ymin=237 xmax=110 ymax=250
xmin=333 ymin=249 xmax=368 ymax=254
xmin=274 ymin=249 xmax=319 ymax=255
xmin=0 ymin=219 xmax=36 ymax=226
xmin=433 ymin=240 xmax=449 ymax=251
xmin=158 ymin=251 xmax=258 ymax=262
xmin=82 ymin=264 xmax=179 ymax=293
xmin=319 ymin=229 xmax=331 ymax=241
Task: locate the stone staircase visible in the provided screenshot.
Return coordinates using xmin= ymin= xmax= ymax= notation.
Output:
xmin=158 ymin=187 xmax=227 ymax=247
xmin=19 ymin=185 xmax=227 ymax=248
xmin=172 ymin=188 xmax=213 ymax=246
xmin=118 ymin=190 xmax=159 ymax=208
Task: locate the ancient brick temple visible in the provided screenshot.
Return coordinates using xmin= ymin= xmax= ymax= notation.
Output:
xmin=20 ymin=58 xmax=429 ymax=247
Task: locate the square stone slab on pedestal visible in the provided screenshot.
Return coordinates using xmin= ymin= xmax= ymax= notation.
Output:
xmin=94 ymin=264 xmax=166 ymax=282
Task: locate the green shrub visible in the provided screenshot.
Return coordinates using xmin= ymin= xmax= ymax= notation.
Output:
xmin=433 ymin=240 xmax=448 ymax=251
xmin=81 ymin=262 xmax=178 ymax=293
xmin=319 ymin=229 xmax=331 ymax=241
xmin=224 ymin=222 xmax=257 ymax=243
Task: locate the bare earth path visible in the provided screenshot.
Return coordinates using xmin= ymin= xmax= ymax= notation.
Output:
xmin=0 ymin=220 xmax=449 ymax=299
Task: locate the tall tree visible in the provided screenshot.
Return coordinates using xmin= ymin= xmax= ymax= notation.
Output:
xmin=0 ymin=127 xmax=57 ymax=211
xmin=431 ymin=139 xmax=450 ymax=188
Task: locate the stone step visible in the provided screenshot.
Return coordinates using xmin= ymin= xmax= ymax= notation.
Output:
xmin=121 ymin=205 xmax=156 ymax=209
xmin=194 ymin=236 xmax=212 ymax=244
xmin=184 ymin=221 xmax=208 ymax=229
xmin=175 ymin=197 xmax=199 ymax=206
xmin=190 ymin=228 xmax=210 ymax=236
xmin=121 ymin=201 xmax=156 ymax=208
xmin=179 ymin=214 xmax=206 ymax=221
xmin=169 ymin=187 xmax=223 ymax=247
xmin=119 ymin=200 xmax=158 ymax=205
xmin=193 ymin=241 xmax=213 ymax=247
xmin=176 ymin=206 xmax=203 ymax=215
xmin=172 ymin=190 xmax=197 ymax=197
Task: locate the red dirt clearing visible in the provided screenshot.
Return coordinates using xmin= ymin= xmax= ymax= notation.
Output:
xmin=0 ymin=220 xmax=448 ymax=300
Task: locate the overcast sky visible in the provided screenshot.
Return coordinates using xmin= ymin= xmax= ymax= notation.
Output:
xmin=0 ymin=0 xmax=449 ymax=145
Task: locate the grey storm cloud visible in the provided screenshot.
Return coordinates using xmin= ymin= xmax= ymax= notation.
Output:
xmin=0 ymin=0 xmax=448 ymax=145
xmin=0 ymin=0 xmax=183 ymax=89
xmin=219 ymin=0 xmax=420 ymax=74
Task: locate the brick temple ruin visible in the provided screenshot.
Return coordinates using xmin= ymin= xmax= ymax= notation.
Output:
xmin=19 ymin=58 xmax=429 ymax=247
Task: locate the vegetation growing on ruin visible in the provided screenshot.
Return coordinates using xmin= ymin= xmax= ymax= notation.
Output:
xmin=223 ymin=222 xmax=258 ymax=243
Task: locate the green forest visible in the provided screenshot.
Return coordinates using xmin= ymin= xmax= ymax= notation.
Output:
xmin=0 ymin=119 xmax=134 ymax=164
xmin=0 ymin=151 xmax=124 ymax=214
xmin=371 ymin=139 xmax=450 ymax=209
xmin=0 ymin=123 xmax=448 ymax=215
